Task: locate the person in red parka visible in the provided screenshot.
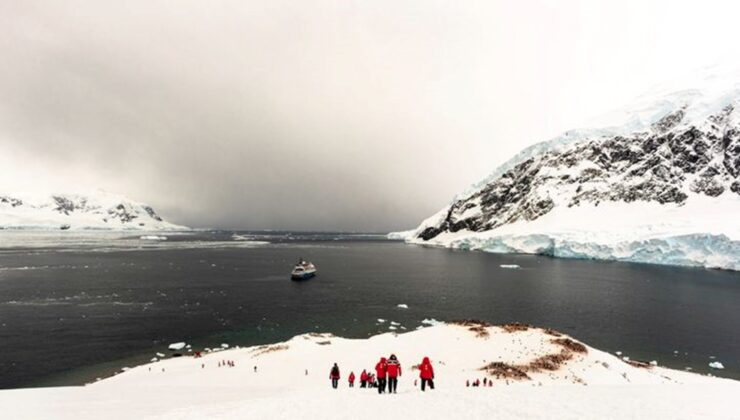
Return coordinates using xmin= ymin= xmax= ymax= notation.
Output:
xmin=418 ymin=356 xmax=435 ymax=391
xmin=348 ymin=371 xmax=356 ymax=388
xmin=375 ymin=357 xmax=388 ymax=394
xmin=360 ymin=369 xmax=368 ymax=388
xmin=386 ymin=354 xmax=402 ymax=394
xmin=329 ymin=363 xmax=340 ymax=389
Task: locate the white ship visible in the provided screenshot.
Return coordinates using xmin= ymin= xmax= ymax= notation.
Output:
xmin=291 ymin=259 xmax=317 ymax=280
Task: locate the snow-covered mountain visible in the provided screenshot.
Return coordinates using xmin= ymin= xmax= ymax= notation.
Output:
xmin=395 ymin=66 xmax=740 ymax=271
xmin=0 ymin=190 xmax=188 ymax=231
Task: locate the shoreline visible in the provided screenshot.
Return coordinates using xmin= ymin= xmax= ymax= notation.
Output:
xmin=10 ymin=317 xmax=738 ymax=390
xmin=1 ymin=322 xmax=736 ymax=419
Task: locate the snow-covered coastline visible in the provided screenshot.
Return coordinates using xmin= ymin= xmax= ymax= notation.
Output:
xmin=2 ymin=322 xmax=736 ymax=419
xmin=395 ymin=66 xmax=740 ymax=271
xmin=394 ymin=195 xmax=740 ymax=271
xmin=0 ymin=190 xmax=188 ymax=231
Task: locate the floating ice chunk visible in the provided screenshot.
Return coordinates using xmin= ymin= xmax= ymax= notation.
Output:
xmin=151 ymin=357 xmax=158 ymax=362
xmin=421 ymin=318 xmax=442 ymax=326
xmin=168 ymin=342 xmax=187 ymax=351
xmin=500 ymin=264 xmax=520 ymax=269
xmin=615 ymin=351 xmax=622 ymax=356
xmin=140 ymin=235 xmax=167 ymax=241
xmin=649 ymin=360 xmax=658 ymax=366
xmin=622 ymin=356 xmax=630 ymax=361
xmin=121 ymin=367 xmax=131 ymax=371
xmin=709 ymin=361 xmax=725 ymax=370
xmin=221 ymin=343 xmax=229 ymax=349
xmin=156 ymin=352 xmax=165 ymax=358
xmin=388 ymin=326 xmax=397 ymax=330
xmin=390 ymin=321 xmax=400 ymax=326
xmin=377 ymin=319 xmax=386 ymax=323
xmin=397 ymin=304 xmax=409 ymax=309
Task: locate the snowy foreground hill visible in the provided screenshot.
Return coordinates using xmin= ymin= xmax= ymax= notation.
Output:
xmin=1 ymin=323 xmax=735 ymax=419
xmin=0 ymin=191 xmax=187 ymax=231
xmin=393 ymin=67 xmax=740 ymax=271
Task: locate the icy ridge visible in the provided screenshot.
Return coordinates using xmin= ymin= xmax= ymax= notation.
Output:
xmin=399 ymin=66 xmax=740 ymax=270
xmin=0 ymin=190 xmax=188 ymax=231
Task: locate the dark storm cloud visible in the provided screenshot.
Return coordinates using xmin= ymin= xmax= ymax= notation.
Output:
xmin=2 ymin=1 xmax=740 ymax=230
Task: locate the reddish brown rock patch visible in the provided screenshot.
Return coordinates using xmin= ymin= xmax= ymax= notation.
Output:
xmin=552 ymin=338 xmax=587 ymax=354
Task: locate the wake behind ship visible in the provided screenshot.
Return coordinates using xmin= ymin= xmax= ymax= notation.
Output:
xmin=291 ymin=259 xmax=316 ymax=280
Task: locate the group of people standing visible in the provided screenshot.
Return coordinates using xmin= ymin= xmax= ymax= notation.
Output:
xmin=329 ymin=355 xmax=435 ymax=393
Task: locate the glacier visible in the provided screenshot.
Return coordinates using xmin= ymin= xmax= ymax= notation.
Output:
xmin=435 ymin=232 xmax=740 ymax=271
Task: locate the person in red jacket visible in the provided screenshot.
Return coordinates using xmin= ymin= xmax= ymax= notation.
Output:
xmin=360 ymin=369 xmax=368 ymax=388
xmin=386 ymin=354 xmax=402 ymax=393
xmin=375 ymin=357 xmax=388 ymax=394
xmin=348 ymin=371 xmax=356 ymax=388
xmin=419 ymin=356 xmax=435 ymax=391
xmin=329 ymin=363 xmax=340 ymax=389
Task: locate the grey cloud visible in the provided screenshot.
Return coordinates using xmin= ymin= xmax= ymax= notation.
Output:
xmin=2 ymin=1 xmax=740 ymax=230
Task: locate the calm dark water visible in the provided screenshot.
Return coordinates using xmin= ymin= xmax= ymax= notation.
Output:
xmin=0 ymin=231 xmax=738 ymax=389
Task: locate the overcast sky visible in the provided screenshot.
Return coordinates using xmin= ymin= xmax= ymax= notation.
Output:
xmin=2 ymin=1 xmax=740 ymax=231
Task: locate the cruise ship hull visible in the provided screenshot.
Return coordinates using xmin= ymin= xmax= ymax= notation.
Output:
xmin=291 ymin=271 xmax=316 ymax=281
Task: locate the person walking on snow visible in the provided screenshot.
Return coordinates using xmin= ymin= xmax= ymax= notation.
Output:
xmin=330 ymin=363 xmax=341 ymax=389
xmin=419 ymin=357 xmax=435 ymax=391
xmin=348 ymin=371 xmax=356 ymax=388
xmin=360 ymin=369 xmax=368 ymax=388
xmin=375 ymin=357 xmax=388 ymax=394
xmin=386 ymin=354 xmax=401 ymax=394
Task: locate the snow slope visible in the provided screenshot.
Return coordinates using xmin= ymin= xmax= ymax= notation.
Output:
xmin=0 ymin=190 xmax=188 ymax=231
xmin=0 ymin=323 xmax=736 ymax=419
xmin=396 ymin=65 xmax=740 ymax=271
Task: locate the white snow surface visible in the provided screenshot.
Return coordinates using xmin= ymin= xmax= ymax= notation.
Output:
xmin=0 ymin=190 xmax=187 ymax=231
xmin=1 ymin=323 xmax=736 ymax=420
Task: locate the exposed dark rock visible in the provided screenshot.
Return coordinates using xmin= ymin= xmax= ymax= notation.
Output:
xmin=416 ymin=104 xmax=739 ymax=241
xmin=143 ymin=205 xmax=163 ymax=221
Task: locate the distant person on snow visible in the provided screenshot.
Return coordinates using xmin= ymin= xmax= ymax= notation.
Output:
xmin=386 ymin=354 xmax=402 ymax=394
xmin=360 ymin=369 xmax=368 ymax=388
xmin=330 ymin=363 xmax=341 ymax=389
xmin=419 ymin=357 xmax=435 ymax=391
xmin=375 ymin=357 xmax=388 ymax=394
xmin=348 ymin=371 xmax=355 ymax=387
